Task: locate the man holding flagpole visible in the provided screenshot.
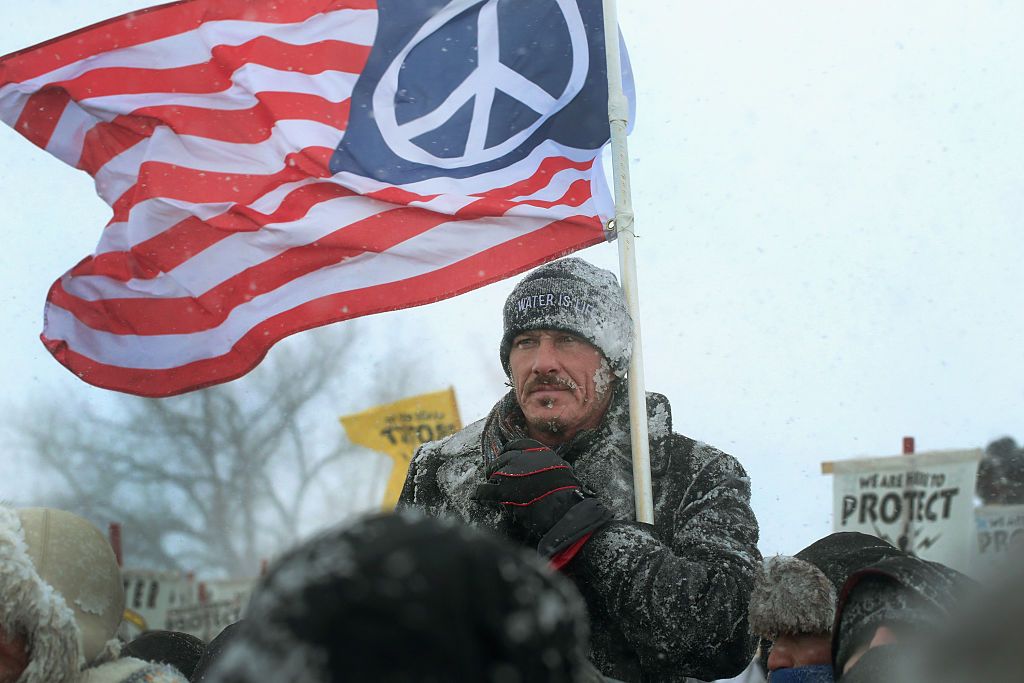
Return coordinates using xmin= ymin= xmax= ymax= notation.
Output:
xmin=3 ymin=0 xmax=760 ymax=672
xmin=399 ymin=256 xmax=760 ymax=682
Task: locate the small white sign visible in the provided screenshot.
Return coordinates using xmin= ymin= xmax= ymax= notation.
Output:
xmin=973 ymin=504 xmax=1024 ymax=578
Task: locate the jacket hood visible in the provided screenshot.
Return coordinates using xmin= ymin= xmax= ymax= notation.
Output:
xmin=832 ymin=554 xmax=975 ymax=673
xmin=0 ymin=506 xmax=125 ymax=683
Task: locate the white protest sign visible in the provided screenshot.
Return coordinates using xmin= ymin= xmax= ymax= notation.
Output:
xmin=119 ymin=570 xmax=255 ymax=642
xmin=120 ymin=570 xmax=195 ymax=640
xmin=165 ymin=577 xmax=254 ymax=641
xmin=973 ymin=504 xmax=1024 ymax=578
xmin=165 ymin=598 xmax=246 ymax=642
xmin=827 ymin=449 xmax=981 ymax=573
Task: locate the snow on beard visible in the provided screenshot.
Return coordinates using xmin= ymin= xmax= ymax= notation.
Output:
xmin=515 ymin=357 xmax=615 ymax=437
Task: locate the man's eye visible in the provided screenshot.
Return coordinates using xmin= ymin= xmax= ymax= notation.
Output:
xmin=514 ymin=338 xmax=537 ymax=348
xmin=557 ymin=335 xmax=578 ymax=345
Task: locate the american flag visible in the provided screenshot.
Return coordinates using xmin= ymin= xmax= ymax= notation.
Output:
xmin=0 ymin=0 xmax=627 ymax=396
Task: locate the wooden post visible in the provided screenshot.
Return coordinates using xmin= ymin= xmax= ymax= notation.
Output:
xmin=899 ymin=436 xmax=915 ymax=553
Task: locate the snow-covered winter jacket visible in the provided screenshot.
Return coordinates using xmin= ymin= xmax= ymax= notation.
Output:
xmin=0 ymin=506 xmax=188 ymax=683
xmin=399 ymin=387 xmax=761 ymax=682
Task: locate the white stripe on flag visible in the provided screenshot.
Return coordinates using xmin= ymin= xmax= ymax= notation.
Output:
xmin=66 ymin=194 xmax=402 ymax=300
xmin=94 ymin=178 xmax=487 ymax=258
xmin=511 ymin=166 xmax=592 ymax=203
xmin=45 ymin=101 xmax=98 ymax=166
xmin=69 ymin=189 xmax=575 ymax=302
xmin=0 ymin=10 xmax=377 ymax=96
xmin=45 ymin=214 xmax=568 ymax=369
xmin=329 ymin=142 xmax=601 ymax=197
xmin=93 ymin=119 xmax=344 ymax=203
xmin=77 ymin=67 xmax=360 ymax=117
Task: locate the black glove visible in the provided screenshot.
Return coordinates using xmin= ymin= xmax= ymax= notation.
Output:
xmin=474 ymin=439 xmax=612 ymax=558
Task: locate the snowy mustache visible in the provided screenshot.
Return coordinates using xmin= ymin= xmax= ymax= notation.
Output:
xmin=525 ymin=375 xmax=579 ymax=394
xmin=523 ymin=376 xmax=579 ymax=409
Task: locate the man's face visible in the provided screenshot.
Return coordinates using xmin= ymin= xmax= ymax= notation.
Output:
xmin=508 ymin=329 xmax=613 ymax=445
xmin=0 ymin=626 xmax=28 ymax=683
xmin=766 ymin=632 xmax=832 ymax=674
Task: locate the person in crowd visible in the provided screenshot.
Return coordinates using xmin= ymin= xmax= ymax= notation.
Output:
xmin=831 ymin=553 xmax=973 ymax=682
xmin=976 ymin=436 xmax=1024 ymax=504
xmin=914 ymin=559 xmax=1024 ymax=683
xmin=0 ymin=505 xmax=188 ymax=683
xmin=122 ymin=631 xmax=205 ymax=681
xmin=747 ymin=532 xmax=903 ymax=682
xmin=398 ymin=257 xmax=761 ymax=682
xmin=711 ymin=655 xmax=767 ymax=683
xmin=203 ymin=512 xmax=599 ymax=683
xmin=189 ymin=623 xmax=242 ymax=683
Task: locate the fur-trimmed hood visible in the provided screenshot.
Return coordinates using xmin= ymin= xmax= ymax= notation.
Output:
xmin=0 ymin=506 xmax=126 ymax=683
xmin=80 ymin=657 xmax=188 ymax=683
xmin=749 ymin=555 xmax=837 ymax=638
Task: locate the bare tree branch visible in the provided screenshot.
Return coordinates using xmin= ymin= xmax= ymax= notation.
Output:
xmin=11 ymin=325 xmax=423 ymax=577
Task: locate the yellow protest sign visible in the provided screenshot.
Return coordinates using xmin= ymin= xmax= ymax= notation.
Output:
xmin=340 ymin=388 xmax=461 ymax=509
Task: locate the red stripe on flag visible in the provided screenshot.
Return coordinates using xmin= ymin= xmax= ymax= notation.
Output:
xmin=0 ymin=0 xmax=375 ymax=85
xmin=74 ymin=216 xmax=230 ymax=281
xmin=91 ymin=155 xmax=589 ymax=284
xmin=456 ymin=179 xmax=592 ymax=218
xmin=520 ymin=179 xmax=595 ymax=209
xmin=76 ymin=182 xmax=360 ymax=281
xmin=13 ymin=88 xmax=70 ymax=149
xmin=50 ymin=206 xmax=464 ymax=335
xmin=56 ymin=39 xmax=371 ymax=101
xmin=80 ymin=96 xmax=351 ymax=174
xmin=83 ymin=154 xmax=592 ymax=293
xmin=108 ymin=147 xmax=336 ymax=222
xmin=42 ymin=216 xmax=605 ymax=397
xmin=474 ymin=156 xmax=593 ymax=201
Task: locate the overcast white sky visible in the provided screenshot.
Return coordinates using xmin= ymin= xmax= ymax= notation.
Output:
xmin=1 ymin=1 xmax=1021 ymax=558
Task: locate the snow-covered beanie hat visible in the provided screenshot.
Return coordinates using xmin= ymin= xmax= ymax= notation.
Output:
xmin=499 ymin=257 xmax=633 ymax=378
xmin=748 ymin=532 xmax=902 ymax=639
xmin=0 ymin=506 xmax=126 ymax=683
xmin=205 ymin=511 xmax=592 ymax=683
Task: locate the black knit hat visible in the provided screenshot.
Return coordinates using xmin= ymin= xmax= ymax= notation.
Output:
xmin=204 ymin=512 xmax=592 ymax=683
xmin=499 ymin=257 xmax=633 ymax=378
xmin=748 ymin=532 xmax=902 ymax=639
xmin=832 ymin=555 xmax=973 ymax=675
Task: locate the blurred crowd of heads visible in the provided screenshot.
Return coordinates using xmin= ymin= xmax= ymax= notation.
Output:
xmin=750 ymin=528 xmax=1024 ymax=683
xmin=3 ymin=496 xmax=1024 ymax=683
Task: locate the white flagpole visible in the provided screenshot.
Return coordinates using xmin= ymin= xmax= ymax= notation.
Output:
xmin=602 ymin=0 xmax=653 ymax=524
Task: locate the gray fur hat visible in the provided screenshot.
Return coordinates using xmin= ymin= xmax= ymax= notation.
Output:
xmin=499 ymin=258 xmax=633 ymax=378
xmin=748 ymin=532 xmax=902 ymax=639
xmin=749 ymin=555 xmax=838 ymax=638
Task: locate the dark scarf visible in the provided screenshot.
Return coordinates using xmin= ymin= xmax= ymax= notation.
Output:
xmin=769 ymin=665 xmax=834 ymax=682
xmin=479 ymin=384 xmax=631 ymax=466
